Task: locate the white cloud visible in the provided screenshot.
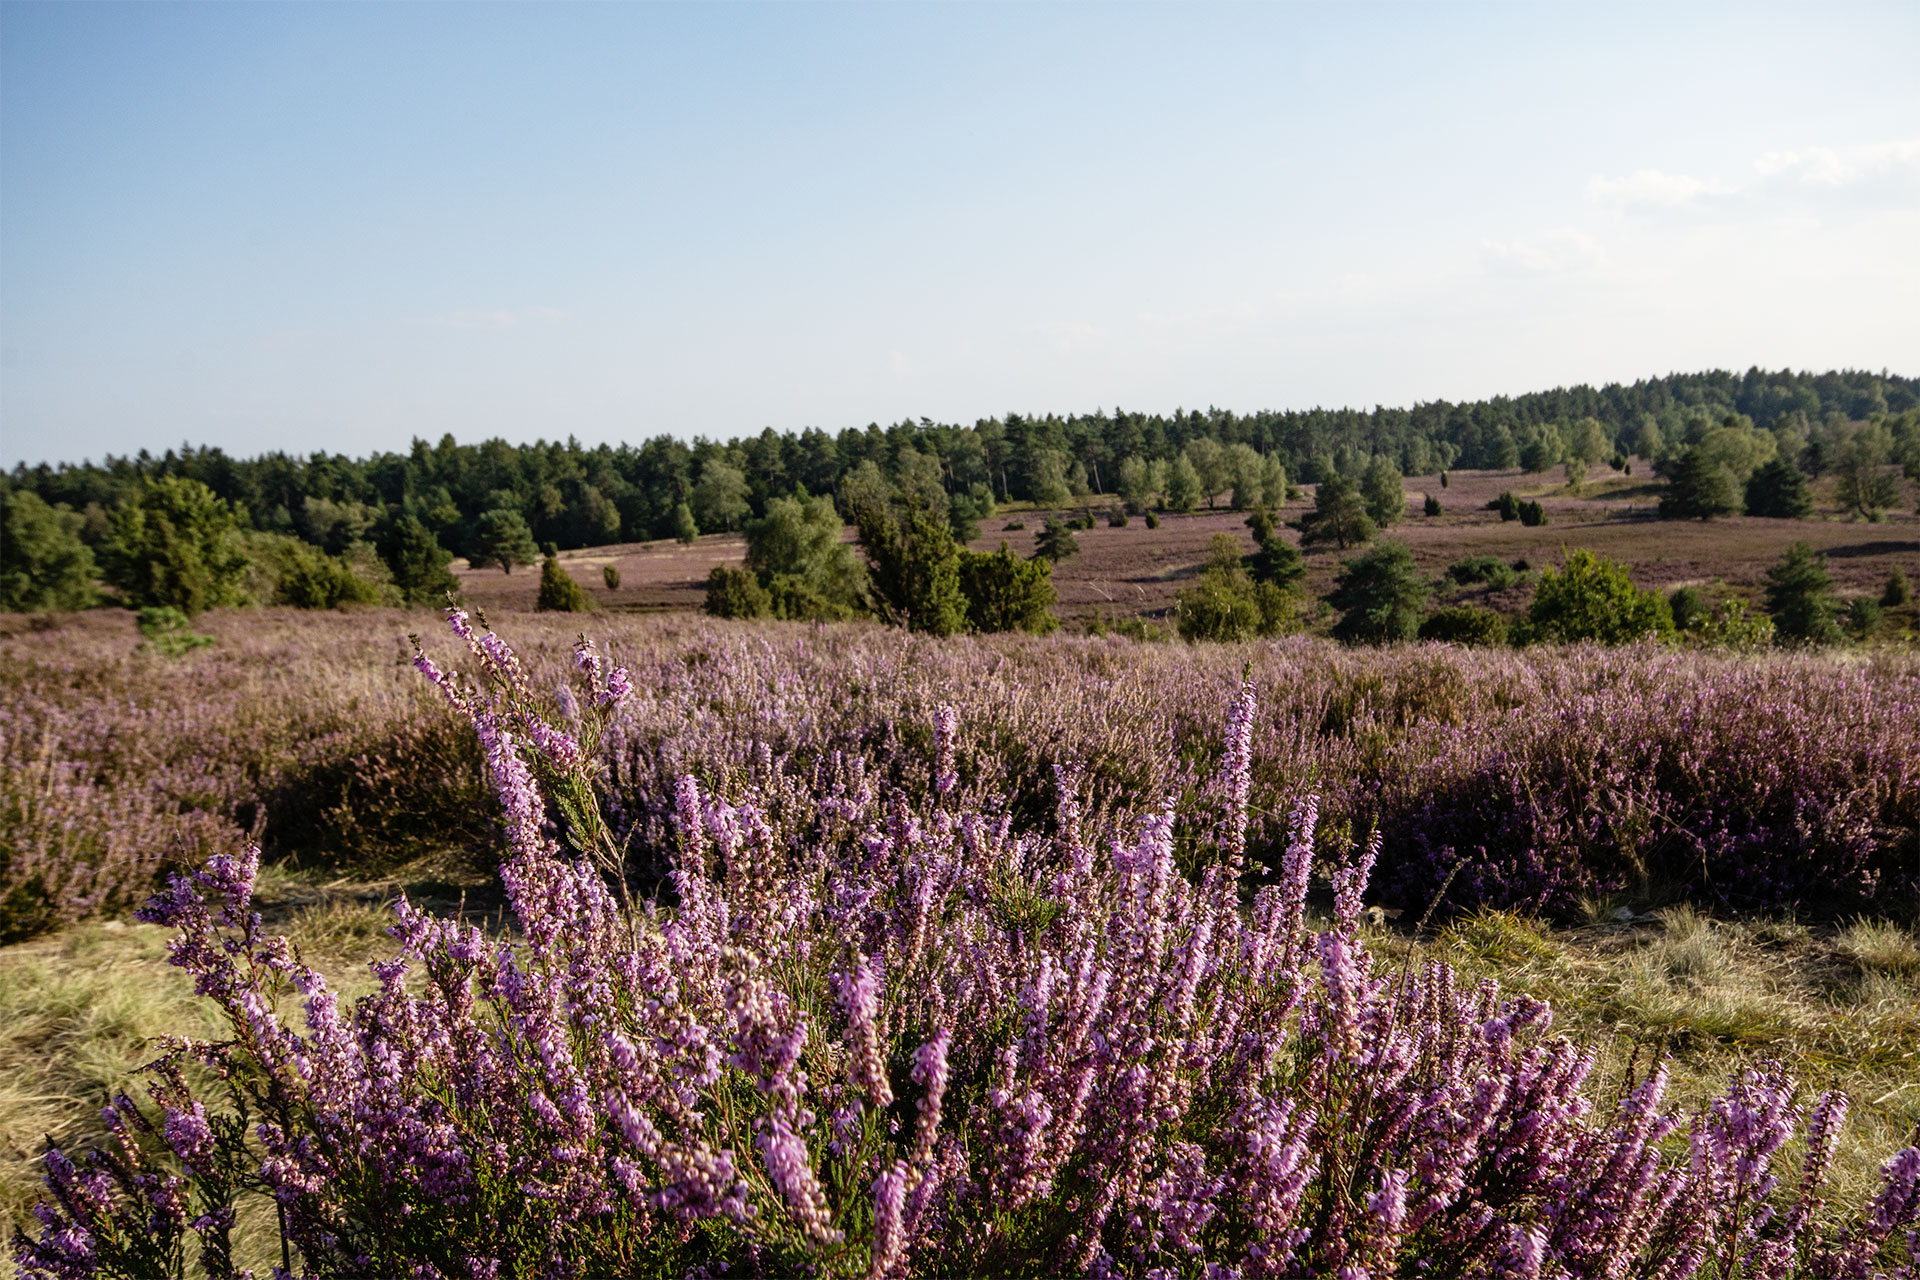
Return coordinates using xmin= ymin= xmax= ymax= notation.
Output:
xmin=1584 ymin=169 xmax=1730 ymax=207
xmin=1753 ymin=139 xmax=1920 ymax=186
xmin=1480 ymin=228 xmax=1605 ymax=275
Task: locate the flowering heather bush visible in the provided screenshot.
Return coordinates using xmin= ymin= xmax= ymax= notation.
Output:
xmin=3 ymin=611 xmax=1916 ymax=942
xmin=14 ymin=615 xmax=1920 ymax=1277
xmin=0 ymin=614 xmax=491 ymax=941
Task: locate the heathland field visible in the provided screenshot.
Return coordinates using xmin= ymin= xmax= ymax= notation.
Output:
xmin=453 ymin=462 xmax=1920 ymax=629
xmin=3 ymin=605 xmax=1919 ymax=1275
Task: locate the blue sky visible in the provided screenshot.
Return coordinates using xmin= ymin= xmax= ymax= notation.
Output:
xmin=3 ymin=2 xmax=1917 ymax=467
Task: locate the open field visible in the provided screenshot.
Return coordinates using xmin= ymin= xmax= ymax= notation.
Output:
xmin=4 ymin=608 xmax=1919 ymax=1271
xmin=449 ymin=463 xmax=1920 ymax=628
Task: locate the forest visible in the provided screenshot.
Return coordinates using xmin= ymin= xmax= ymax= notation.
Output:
xmin=7 ymin=368 xmax=1918 ymax=575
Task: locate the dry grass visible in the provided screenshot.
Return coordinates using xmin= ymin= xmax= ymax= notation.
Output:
xmin=0 ymin=870 xmax=415 ymax=1245
xmin=1412 ymin=907 xmax=1920 ymax=1216
xmin=0 ymin=920 xmax=220 ymax=1231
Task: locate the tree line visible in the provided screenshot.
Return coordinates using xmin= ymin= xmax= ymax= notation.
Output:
xmin=3 ymin=367 xmax=1916 ymax=614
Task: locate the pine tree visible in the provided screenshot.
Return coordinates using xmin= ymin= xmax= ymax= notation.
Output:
xmin=1299 ymin=474 xmax=1377 ymax=549
xmin=1763 ymin=542 xmax=1842 ymax=646
xmin=472 ymin=509 xmax=539 ymax=574
xmin=1033 ymin=519 xmax=1080 ymax=563
xmin=1743 ymin=458 xmax=1813 ymax=519
xmin=1327 ymin=540 xmax=1427 ymax=644
xmin=1660 ymin=448 xmax=1741 ymax=520
xmin=380 ymin=514 xmax=459 ymax=604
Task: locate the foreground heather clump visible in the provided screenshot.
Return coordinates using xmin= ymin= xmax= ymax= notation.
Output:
xmin=14 ymin=615 xmax=1920 ymax=1278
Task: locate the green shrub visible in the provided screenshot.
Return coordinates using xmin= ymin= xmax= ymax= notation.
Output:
xmin=672 ymin=501 xmax=700 ymax=544
xmin=1245 ymin=506 xmax=1277 ymax=542
xmin=1418 ymin=605 xmax=1508 ymax=647
xmin=1669 ymin=586 xmax=1709 ymax=633
xmin=1247 ymin=535 xmax=1305 ymax=589
xmin=1143 ymin=511 xmax=1160 ymax=530
xmin=1846 ymin=597 xmax=1884 ymax=638
xmin=136 ymin=606 xmax=214 ymax=657
xmin=100 ymin=476 xmax=250 ymax=614
xmin=1763 ymin=541 xmax=1842 ymax=646
xmin=1003 ymin=519 xmax=1026 ymax=532
xmin=1423 ymin=493 xmax=1442 ymax=517
xmin=1175 ymin=534 xmax=1297 ymax=642
xmin=1446 ymin=556 xmax=1517 ymax=590
xmin=1521 ymin=549 xmax=1674 ymax=645
xmin=744 ymin=493 xmax=865 ymax=620
xmin=956 ymin=543 xmax=1058 ymax=634
xmin=1107 ymin=507 xmax=1129 ymax=528
xmin=1518 ymin=500 xmax=1548 ymax=527
xmin=602 ymin=564 xmax=621 ymax=590
xmin=703 ymin=565 xmax=770 ymax=619
xmin=1328 ymin=539 xmax=1427 ymax=645
xmin=1689 ymin=598 xmax=1774 ymax=650
xmin=1883 ymin=568 xmax=1911 ymax=608
xmin=948 ymin=491 xmax=986 ymax=543
xmin=847 ymin=485 xmax=965 ymax=636
xmin=1491 ymin=491 xmax=1521 ymax=521
xmin=534 ymin=557 xmax=594 ymax=613
xmin=0 ymin=489 xmax=98 ymax=612
xmin=279 ymin=544 xmax=383 ymax=609
xmin=1361 ymin=456 xmax=1405 ymax=526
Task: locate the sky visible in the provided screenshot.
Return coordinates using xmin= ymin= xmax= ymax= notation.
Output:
xmin=2 ymin=2 xmax=1917 ymax=468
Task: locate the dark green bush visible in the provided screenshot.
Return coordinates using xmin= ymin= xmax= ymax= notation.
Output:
xmin=1446 ymin=556 xmax=1517 ymax=590
xmin=1328 ymin=540 xmax=1427 ymax=645
xmin=703 ymin=565 xmax=771 ymax=619
xmin=602 ymin=564 xmax=621 ymax=590
xmin=1175 ymin=534 xmax=1297 ymax=642
xmin=101 ymin=476 xmax=250 ymax=614
xmin=534 ymin=557 xmax=594 ymax=613
xmin=1669 ymin=586 xmax=1710 ymax=633
xmin=1846 ymin=597 xmax=1883 ymax=639
xmin=1744 ymin=458 xmax=1813 ymax=519
xmin=957 ymin=543 xmax=1058 ymax=634
xmin=279 ymin=544 xmax=383 ymax=609
xmin=1491 ymin=491 xmax=1521 ymax=521
xmin=1418 ymin=606 xmax=1508 ymax=647
xmin=1518 ymin=500 xmax=1548 ymax=527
